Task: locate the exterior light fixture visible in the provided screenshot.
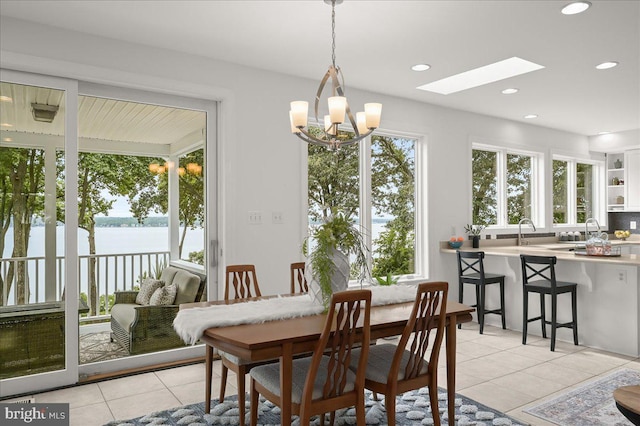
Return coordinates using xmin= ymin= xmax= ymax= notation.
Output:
xmin=31 ymin=103 xmax=59 ymax=123
xmin=289 ymin=0 xmax=382 ymax=150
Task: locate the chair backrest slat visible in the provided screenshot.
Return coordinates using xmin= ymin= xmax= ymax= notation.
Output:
xmin=290 ymin=262 xmax=308 ymax=294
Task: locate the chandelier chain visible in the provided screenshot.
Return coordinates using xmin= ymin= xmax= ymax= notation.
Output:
xmin=331 ymin=0 xmax=336 ymax=67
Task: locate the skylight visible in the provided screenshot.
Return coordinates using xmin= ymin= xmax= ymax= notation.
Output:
xmin=417 ymin=57 xmax=545 ymax=95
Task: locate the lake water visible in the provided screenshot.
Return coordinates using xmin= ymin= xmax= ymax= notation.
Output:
xmin=2 ymin=221 xmax=389 ymax=303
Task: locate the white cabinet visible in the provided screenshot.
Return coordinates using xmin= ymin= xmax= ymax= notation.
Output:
xmin=607 ymin=149 xmax=640 ymax=211
xmin=626 ymin=149 xmax=640 ymax=211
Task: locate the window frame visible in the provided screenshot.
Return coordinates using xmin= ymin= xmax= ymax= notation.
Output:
xmin=551 ymin=154 xmax=605 ymax=227
xmin=305 ymin=125 xmax=425 ymax=283
xmin=472 ymin=142 xmax=545 ymax=230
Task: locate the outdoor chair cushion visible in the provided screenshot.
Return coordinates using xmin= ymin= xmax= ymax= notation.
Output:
xmin=110 ymin=303 xmax=138 ymax=332
xmin=172 ymin=270 xmax=202 ymax=305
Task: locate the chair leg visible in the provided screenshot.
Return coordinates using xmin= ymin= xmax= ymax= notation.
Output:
xmin=478 ymin=284 xmax=486 ymax=334
xmin=219 ymin=362 xmax=228 ymax=401
xmin=237 ymin=365 xmax=247 ymax=426
xmin=572 ymin=289 xmax=579 ymax=346
xmin=500 ymin=279 xmax=506 ymax=329
xmin=458 ymin=280 xmax=464 ymax=329
xmin=355 ymin=391 xmax=365 ymax=426
xmin=385 ymin=392 xmax=397 ymax=426
xmin=206 ymin=345 xmax=213 ymax=413
xmin=475 ymin=285 xmax=481 ymax=332
xmin=429 ymin=378 xmax=441 ymax=426
xmin=522 ymin=290 xmax=529 ymax=345
xmin=540 ymin=293 xmax=547 ymax=339
xmin=250 ymin=379 xmax=259 ymax=426
xmin=550 ymin=294 xmax=557 ymax=352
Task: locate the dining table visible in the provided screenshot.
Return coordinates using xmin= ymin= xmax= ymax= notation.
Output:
xmin=180 ymin=294 xmax=474 ymax=425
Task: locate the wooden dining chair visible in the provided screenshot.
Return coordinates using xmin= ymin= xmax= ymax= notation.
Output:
xmin=290 ymin=262 xmax=308 ymax=294
xmin=350 ymin=281 xmax=448 ymax=426
xmin=250 ymin=289 xmax=372 ymax=426
xmin=215 ymin=264 xmax=263 ymax=425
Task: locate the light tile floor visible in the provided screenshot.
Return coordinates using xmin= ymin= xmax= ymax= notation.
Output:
xmin=30 ymin=323 xmax=640 ymax=426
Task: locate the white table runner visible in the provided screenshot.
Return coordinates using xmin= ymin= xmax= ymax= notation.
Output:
xmin=173 ymin=284 xmax=418 ymax=345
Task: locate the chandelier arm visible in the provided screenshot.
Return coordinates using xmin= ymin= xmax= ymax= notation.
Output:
xmin=295 ymin=126 xmax=373 ymax=148
xmin=329 ymin=66 xmax=359 ymax=136
xmin=314 ymin=67 xmax=334 ymax=139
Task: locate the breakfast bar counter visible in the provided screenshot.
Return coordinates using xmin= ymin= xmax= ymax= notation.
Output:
xmin=440 ymin=236 xmax=640 ymax=356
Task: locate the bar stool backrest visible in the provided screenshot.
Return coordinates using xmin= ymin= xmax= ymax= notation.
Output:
xmin=457 ymin=250 xmax=486 ymax=279
xmin=520 ymin=255 xmax=557 ymax=290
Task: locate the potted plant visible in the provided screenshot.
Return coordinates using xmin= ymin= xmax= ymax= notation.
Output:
xmin=303 ymin=210 xmax=370 ymax=309
xmin=464 ymin=224 xmax=485 ymax=248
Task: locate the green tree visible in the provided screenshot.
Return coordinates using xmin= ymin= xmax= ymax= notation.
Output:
xmin=472 ymin=149 xmax=498 ymax=225
xmin=370 ymin=135 xmax=415 ymax=277
xmin=0 ymin=147 xmax=46 ymax=305
xmin=132 ymin=149 xmax=204 ymax=259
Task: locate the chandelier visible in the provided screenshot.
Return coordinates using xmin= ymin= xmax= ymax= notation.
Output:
xmin=289 ymin=0 xmax=382 ymax=150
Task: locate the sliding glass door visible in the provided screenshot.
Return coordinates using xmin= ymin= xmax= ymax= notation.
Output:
xmin=0 ymin=70 xmax=79 ymax=397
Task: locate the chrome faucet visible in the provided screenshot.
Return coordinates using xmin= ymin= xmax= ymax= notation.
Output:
xmin=585 ymin=218 xmax=600 ymax=239
xmin=518 ymin=218 xmax=536 ymax=246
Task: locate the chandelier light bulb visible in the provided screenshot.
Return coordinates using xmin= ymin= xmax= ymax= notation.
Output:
xmin=290 ymin=101 xmax=308 ymax=127
xmin=289 ymin=111 xmax=300 ymax=133
xmin=364 ymin=103 xmax=382 ymax=129
xmin=356 ymin=112 xmax=368 ymax=135
xmin=328 ymin=96 xmax=347 ymax=124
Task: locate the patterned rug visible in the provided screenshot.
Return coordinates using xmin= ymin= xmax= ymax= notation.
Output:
xmin=524 ymin=368 xmax=640 ymax=425
xmin=79 ymin=331 xmax=127 ymax=364
xmin=104 ymin=387 xmax=527 ymax=425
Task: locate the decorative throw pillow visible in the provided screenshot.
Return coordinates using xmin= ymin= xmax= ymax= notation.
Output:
xmin=149 ymin=283 xmax=178 ymax=306
xmin=136 ymin=278 xmax=164 ymax=305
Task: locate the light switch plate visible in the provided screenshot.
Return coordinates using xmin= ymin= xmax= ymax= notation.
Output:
xmin=631 ymin=221 xmax=637 ymax=230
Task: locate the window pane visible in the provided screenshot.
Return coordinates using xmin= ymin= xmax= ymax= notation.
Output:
xmin=178 ymin=148 xmax=204 ymax=263
xmin=307 ymin=128 xmax=360 ymax=278
xmin=577 ymin=163 xmax=593 ymax=223
xmin=553 ymin=160 xmax=568 ymax=224
xmin=370 ymin=135 xmax=415 ymax=277
xmin=472 ymin=150 xmax=498 ymax=225
xmin=506 ymin=153 xmax=532 ymax=224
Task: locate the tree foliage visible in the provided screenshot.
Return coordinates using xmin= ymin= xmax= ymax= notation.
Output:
xmin=307 ymin=133 xmax=415 ymax=281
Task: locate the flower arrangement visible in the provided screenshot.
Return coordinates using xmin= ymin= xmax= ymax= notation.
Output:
xmin=464 ymin=224 xmax=485 ymax=236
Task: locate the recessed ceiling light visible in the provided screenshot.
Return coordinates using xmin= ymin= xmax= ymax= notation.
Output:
xmin=417 ymin=57 xmax=544 ymax=95
xmin=561 ymin=1 xmax=591 ymax=15
xmin=596 ymin=61 xmax=618 ymax=70
xmin=411 ymin=64 xmax=431 ymax=72
xmin=0 ymin=96 xmax=12 ymax=102
xmin=597 ymin=131 xmax=610 ymax=135
xmin=1 ymin=123 xmax=13 ymax=127
xmin=502 ymin=88 xmax=519 ymax=95
xmin=524 ymin=114 xmax=538 ymax=119
xmin=2 ymin=137 xmax=13 ymax=142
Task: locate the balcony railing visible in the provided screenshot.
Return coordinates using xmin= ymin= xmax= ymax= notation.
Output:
xmin=0 ymin=251 xmax=170 ymax=321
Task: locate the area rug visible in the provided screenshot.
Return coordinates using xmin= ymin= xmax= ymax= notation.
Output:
xmin=104 ymin=387 xmax=527 ymax=425
xmin=79 ymin=331 xmax=127 ymax=364
xmin=524 ymin=368 xmax=640 ymax=426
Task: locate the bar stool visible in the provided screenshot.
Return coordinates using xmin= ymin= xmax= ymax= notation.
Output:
xmin=457 ymin=250 xmax=506 ymax=334
xmin=520 ymin=255 xmax=578 ymax=351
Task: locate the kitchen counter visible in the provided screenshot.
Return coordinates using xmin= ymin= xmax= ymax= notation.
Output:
xmin=439 ymin=235 xmax=640 ymax=356
xmin=440 ymin=236 xmax=640 ymax=266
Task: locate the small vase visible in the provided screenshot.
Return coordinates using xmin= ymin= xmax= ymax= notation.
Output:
xmin=471 ymin=235 xmax=480 ymax=248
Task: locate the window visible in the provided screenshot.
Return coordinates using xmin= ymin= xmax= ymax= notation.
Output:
xmin=308 ymin=130 xmax=418 ymax=281
xmin=472 ymin=145 xmax=542 ymax=227
xmin=553 ymin=156 xmax=599 ymax=225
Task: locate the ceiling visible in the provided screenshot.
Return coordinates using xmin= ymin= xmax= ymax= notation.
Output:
xmin=1 ymin=0 xmax=639 ymax=137
xmin=0 ymin=82 xmax=206 ymax=145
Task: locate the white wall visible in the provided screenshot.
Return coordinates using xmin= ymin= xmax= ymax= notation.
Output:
xmin=0 ymin=16 xmax=593 ymax=298
xmin=589 ymin=129 xmax=640 ymax=152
